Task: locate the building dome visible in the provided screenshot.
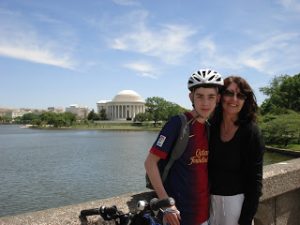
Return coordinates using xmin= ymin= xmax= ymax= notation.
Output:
xmin=112 ymin=90 xmax=145 ymax=103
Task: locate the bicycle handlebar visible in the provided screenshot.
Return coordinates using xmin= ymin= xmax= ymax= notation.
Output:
xmin=79 ymin=197 xmax=176 ymax=225
xmin=100 ymin=205 xmax=119 ymax=220
xmin=150 ymin=197 xmax=175 ymax=211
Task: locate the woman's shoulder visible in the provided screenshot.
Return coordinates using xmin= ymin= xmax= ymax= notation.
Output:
xmin=240 ymin=121 xmax=261 ymax=137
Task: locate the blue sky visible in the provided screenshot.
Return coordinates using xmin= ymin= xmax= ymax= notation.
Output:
xmin=1 ymin=0 xmax=299 ymax=110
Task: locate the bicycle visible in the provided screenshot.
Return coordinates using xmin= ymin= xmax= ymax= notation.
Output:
xmin=79 ymin=197 xmax=175 ymax=225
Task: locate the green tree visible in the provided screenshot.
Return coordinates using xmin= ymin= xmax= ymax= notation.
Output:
xmin=165 ymin=102 xmax=187 ymax=120
xmin=145 ymin=97 xmax=187 ymax=125
xmin=21 ymin=113 xmax=40 ymax=123
xmin=99 ymin=109 xmax=107 ymax=120
xmin=134 ymin=112 xmax=152 ymax=122
xmin=146 ymin=97 xmax=169 ymax=125
xmin=31 ymin=112 xmax=76 ymax=127
xmin=260 ymin=73 xmax=300 ymax=114
xmin=260 ymin=111 xmax=300 ymax=146
xmin=0 ymin=115 xmax=12 ymax=123
xmin=87 ymin=109 xmax=100 ymax=121
xmin=40 ymin=112 xmax=57 ymax=125
xmin=61 ymin=112 xmax=76 ymax=126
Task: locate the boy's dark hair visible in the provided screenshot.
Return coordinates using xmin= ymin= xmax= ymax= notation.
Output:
xmin=190 ymin=83 xmax=221 ymax=93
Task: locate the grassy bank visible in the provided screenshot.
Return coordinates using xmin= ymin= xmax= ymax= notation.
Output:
xmin=71 ymin=123 xmax=161 ymax=131
xmin=272 ymin=144 xmax=300 ymax=152
xmin=32 ymin=122 xmax=300 ymax=152
xmin=33 ymin=122 xmax=163 ymax=132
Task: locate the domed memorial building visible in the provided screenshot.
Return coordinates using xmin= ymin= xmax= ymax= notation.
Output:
xmin=97 ymin=90 xmax=146 ymax=120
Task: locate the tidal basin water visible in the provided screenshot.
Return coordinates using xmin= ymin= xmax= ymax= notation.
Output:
xmin=0 ymin=125 xmax=294 ymax=217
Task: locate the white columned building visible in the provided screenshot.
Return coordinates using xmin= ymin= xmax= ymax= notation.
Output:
xmin=97 ymin=90 xmax=146 ymax=121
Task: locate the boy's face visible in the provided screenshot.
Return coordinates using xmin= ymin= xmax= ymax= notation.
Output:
xmin=189 ymin=87 xmax=220 ymax=119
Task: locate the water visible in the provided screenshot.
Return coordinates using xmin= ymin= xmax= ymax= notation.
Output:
xmin=0 ymin=125 xmax=157 ymax=217
xmin=0 ymin=125 xmax=295 ymax=217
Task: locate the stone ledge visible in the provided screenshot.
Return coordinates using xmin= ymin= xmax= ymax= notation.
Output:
xmin=1 ymin=158 xmax=300 ymax=225
xmin=261 ymin=158 xmax=300 ymax=201
xmin=0 ymin=191 xmax=156 ymax=225
xmin=266 ymin=146 xmax=300 ymax=157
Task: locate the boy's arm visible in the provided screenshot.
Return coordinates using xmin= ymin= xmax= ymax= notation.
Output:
xmin=144 ymin=152 xmax=181 ymax=225
xmin=144 ymin=152 xmax=169 ymax=199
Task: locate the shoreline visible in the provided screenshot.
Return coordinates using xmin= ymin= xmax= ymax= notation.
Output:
xmin=4 ymin=123 xmax=300 ymax=152
xmin=30 ymin=124 xmax=162 ymax=132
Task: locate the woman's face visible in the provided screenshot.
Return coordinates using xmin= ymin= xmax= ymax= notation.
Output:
xmin=222 ymin=82 xmax=246 ymax=116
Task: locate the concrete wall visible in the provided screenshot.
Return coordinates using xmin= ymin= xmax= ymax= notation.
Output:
xmin=266 ymin=146 xmax=300 ymax=157
xmin=254 ymin=157 xmax=300 ymax=225
xmin=1 ymin=158 xmax=300 ymax=225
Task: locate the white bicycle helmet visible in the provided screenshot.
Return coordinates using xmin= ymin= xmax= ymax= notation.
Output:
xmin=188 ymin=69 xmax=223 ymax=91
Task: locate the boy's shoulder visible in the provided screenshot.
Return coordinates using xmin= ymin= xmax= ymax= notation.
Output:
xmin=166 ymin=112 xmax=190 ymax=127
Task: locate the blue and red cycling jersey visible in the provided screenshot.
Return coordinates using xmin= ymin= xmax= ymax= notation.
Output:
xmin=149 ymin=112 xmax=209 ymax=225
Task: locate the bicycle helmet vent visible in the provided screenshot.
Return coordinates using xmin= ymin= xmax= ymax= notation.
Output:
xmin=188 ymin=69 xmax=223 ymax=90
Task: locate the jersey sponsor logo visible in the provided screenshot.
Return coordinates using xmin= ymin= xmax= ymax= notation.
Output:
xmin=156 ymin=135 xmax=166 ymax=147
xmin=188 ymin=149 xmax=208 ymax=165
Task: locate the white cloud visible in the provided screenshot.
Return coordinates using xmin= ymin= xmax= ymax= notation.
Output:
xmin=197 ymin=37 xmax=216 ymax=56
xmin=112 ymin=0 xmax=140 ymax=6
xmin=0 ymin=9 xmax=76 ymax=69
xmin=0 ymin=44 xmax=74 ymax=69
xmin=239 ymin=33 xmax=300 ymax=74
xmin=111 ymin=23 xmax=196 ymax=64
xmin=195 ymin=36 xmax=241 ymax=71
xmin=277 ymin=0 xmax=300 ymax=12
xmin=123 ymin=61 xmax=157 ymax=78
xmin=194 ymin=32 xmax=300 ymax=76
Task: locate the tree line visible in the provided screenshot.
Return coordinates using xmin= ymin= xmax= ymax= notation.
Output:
xmin=259 ymin=73 xmax=300 ymax=148
xmin=5 ymin=72 xmax=300 ymax=148
xmin=15 ymin=112 xmax=76 ymax=128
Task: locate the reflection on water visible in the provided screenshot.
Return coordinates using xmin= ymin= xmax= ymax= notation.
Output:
xmin=264 ymin=151 xmax=294 ymax=165
xmin=0 ymin=125 xmax=296 ymax=217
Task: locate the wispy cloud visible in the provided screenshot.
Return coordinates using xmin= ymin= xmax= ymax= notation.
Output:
xmin=110 ymin=17 xmax=196 ymax=64
xmin=0 ymin=44 xmax=74 ymax=69
xmin=239 ymin=32 xmax=300 ymax=74
xmin=195 ymin=36 xmax=241 ymax=71
xmin=123 ymin=61 xmax=157 ymax=78
xmin=112 ymin=0 xmax=140 ymax=6
xmin=194 ymin=32 xmax=300 ymax=76
xmin=277 ymin=0 xmax=300 ymax=12
xmin=0 ymin=8 xmax=76 ymax=69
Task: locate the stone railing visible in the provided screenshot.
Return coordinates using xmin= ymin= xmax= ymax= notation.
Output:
xmin=1 ymin=158 xmax=300 ymax=225
xmin=266 ymin=146 xmax=300 ymax=157
xmin=254 ymin=157 xmax=300 ymax=225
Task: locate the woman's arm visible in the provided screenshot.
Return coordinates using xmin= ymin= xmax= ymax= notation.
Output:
xmin=239 ymin=123 xmax=265 ymax=225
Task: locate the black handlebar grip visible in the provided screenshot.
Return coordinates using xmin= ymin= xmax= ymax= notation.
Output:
xmin=100 ymin=205 xmax=118 ymax=220
xmin=150 ymin=197 xmax=175 ymax=211
xmin=100 ymin=205 xmax=117 ymax=214
xmin=80 ymin=208 xmax=100 ymax=217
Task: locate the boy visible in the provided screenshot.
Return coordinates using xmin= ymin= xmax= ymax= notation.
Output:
xmin=144 ymin=69 xmax=223 ymax=225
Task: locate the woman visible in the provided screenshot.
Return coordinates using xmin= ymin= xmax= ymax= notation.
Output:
xmin=208 ymin=76 xmax=264 ymax=225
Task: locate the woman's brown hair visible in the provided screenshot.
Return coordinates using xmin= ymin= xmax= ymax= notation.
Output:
xmin=212 ymin=76 xmax=258 ymax=126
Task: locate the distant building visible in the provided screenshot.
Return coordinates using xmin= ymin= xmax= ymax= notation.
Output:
xmin=11 ymin=109 xmax=32 ymax=118
xmin=0 ymin=108 xmax=12 ymax=118
xmin=0 ymin=108 xmax=45 ymax=119
xmin=47 ymin=107 xmax=65 ymax=113
xmin=65 ymin=104 xmax=89 ymax=119
xmin=97 ymin=90 xmax=146 ymax=120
